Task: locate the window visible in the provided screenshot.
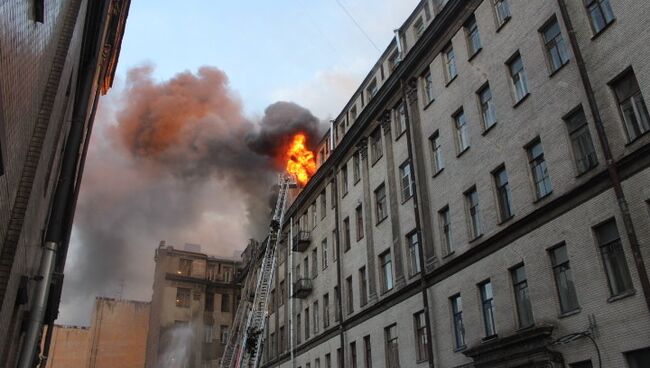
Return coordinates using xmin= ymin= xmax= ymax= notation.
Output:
xmin=315 ymin=359 xmax=320 ymax=368
xmin=356 ymin=205 xmax=364 ymax=240
xmin=465 ymin=187 xmax=482 ymax=239
xmin=350 ymin=105 xmax=358 ymax=122
xmin=280 ymin=326 xmax=286 ymax=352
xmin=334 ymin=287 xmax=340 ymax=322
xmin=370 ymin=128 xmax=383 ymax=163
xmin=429 ymin=131 xmax=444 ymax=174
xmin=395 ymin=102 xmax=408 ymax=136
xmin=527 ymin=139 xmax=552 ymax=199
xmin=585 ymin=0 xmax=615 ymax=34
xmin=34 ymin=0 xmax=44 ymax=23
xmin=594 ymin=219 xmax=633 ymax=296
xmin=333 ymin=229 xmax=338 ymax=261
xmin=220 ymin=325 xmax=229 ymax=344
xmin=353 ymin=152 xmax=361 ymax=183
xmin=311 ymin=202 xmax=317 ymax=229
xmin=454 ymin=109 xmax=470 ymax=153
xmin=341 ymin=164 xmax=349 ymax=196
xmin=323 ymin=293 xmax=330 ymax=328
xmin=407 ymin=231 xmax=421 ymax=276
xmin=380 ymin=251 xmax=394 ymax=292
xmin=367 ymin=79 xmax=378 ymax=99
xmin=322 ymin=239 xmax=329 ymax=269
xmin=346 ymin=276 xmax=354 ymax=314
xmin=542 ymin=18 xmax=570 ymax=73
xmin=296 ymin=313 xmax=302 ymax=343
xmin=422 ymin=70 xmax=434 ymax=104
xmin=450 ymin=295 xmax=465 ymax=349
xmin=350 ymin=341 xmax=358 ymax=368
xmin=439 ymin=206 xmax=453 ymax=255
xmin=465 ymin=15 xmax=482 ymax=56
xmin=313 ymin=301 xmax=320 ymax=334
xmin=325 ymin=353 xmax=332 ymax=368
xmin=493 ymin=166 xmax=513 ymax=221
xmin=549 ymin=244 xmax=580 ymax=313
xmin=384 ymin=324 xmax=399 ymax=368
xmin=221 ymin=293 xmax=231 ymax=312
xmin=205 ymin=292 xmax=214 ymax=312
xmin=569 ymin=361 xmax=593 ymax=368
xmin=399 ymin=160 xmax=414 ymax=201
xmin=178 ymin=259 xmax=192 ymax=276
xmin=359 ymin=266 xmax=368 ymax=306
xmin=312 ymin=249 xmax=318 ymax=278
xmin=388 ymin=51 xmax=399 ymax=72
xmin=279 ymin=281 xmax=285 ymax=306
xmin=204 ymin=324 xmax=213 ymax=343
xmin=363 ymin=335 xmax=372 ymax=368
xmin=270 ymin=289 xmax=276 ymax=311
xmin=305 ymin=307 xmax=310 ymax=339
xmin=343 ymin=217 xmax=351 ymax=252
xmin=508 ymin=53 xmax=529 ymax=103
xmin=413 ymin=17 xmax=424 ymax=39
xmin=565 ymin=108 xmax=598 ymax=173
xmin=269 ymin=332 xmax=275 ymax=356
xmin=331 ymin=180 xmax=336 ymax=209
xmin=321 ymin=191 xmax=327 ymax=219
xmin=413 ymin=311 xmax=428 ymax=362
xmin=625 ymin=347 xmax=650 ymax=368
xmin=511 ymin=264 xmax=534 ymax=327
xmin=612 ymin=70 xmax=650 ymax=141
xmin=375 ymin=184 xmax=388 ymax=223
xmin=443 ymin=44 xmax=457 ymax=82
xmin=493 ymin=0 xmax=511 ymax=27
xmin=337 ymin=348 xmax=343 ymax=368
xmin=478 ymin=84 xmax=497 ymax=130
xmin=176 ymin=288 xmax=190 ymax=308
xmin=479 ymin=281 xmax=497 ymax=337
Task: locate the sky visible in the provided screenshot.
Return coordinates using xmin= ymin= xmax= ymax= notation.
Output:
xmin=58 ymin=0 xmax=420 ymax=326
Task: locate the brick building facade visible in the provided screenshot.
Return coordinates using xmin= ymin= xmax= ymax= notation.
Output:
xmin=252 ymin=0 xmax=650 ymax=367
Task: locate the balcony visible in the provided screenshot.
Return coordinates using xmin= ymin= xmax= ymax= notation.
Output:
xmin=292 ymin=278 xmax=313 ymax=299
xmin=292 ymin=231 xmax=312 ymax=252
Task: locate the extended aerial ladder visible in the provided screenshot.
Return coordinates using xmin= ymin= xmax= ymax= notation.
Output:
xmin=220 ymin=175 xmax=296 ymax=368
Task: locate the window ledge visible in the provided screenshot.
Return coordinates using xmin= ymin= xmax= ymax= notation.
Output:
xmin=469 ymin=233 xmax=483 ymax=244
xmin=371 ymin=155 xmax=383 ymax=167
xmin=354 ymin=178 xmax=361 ymax=186
xmin=495 ymin=16 xmax=511 ymax=33
xmin=445 ymin=74 xmax=458 ymax=88
xmin=624 ymin=129 xmax=650 ymax=146
xmin=574 ymin=164 xmax=598 ymax=179
xmin=395 ymin=130 xmax=407 ymax=141
xmin=432 ymin=168 xmax=444 ymax=178
xmin=453 ymin=345 xmax=467 ymax=353
xmin=376 ymin=216 xmax=388 ymax=227
xmin=468 ymin=47 xmax=483 ymax=62
xmin=558 ymin=308 xmax=581 ymax=319
xmin=512 ymin=93 xmax=531 ymax=108
xmin=533 ymin=191 xmax=553 ymax=204
xmin=548 ymin=59 xmax=570 ymax=78
xmin=342 ymin=191 xmax=349 ymax=199
xmin=456 ymin=147 xmax=470 ymax=158
xmin=497 ymin=214 xmax=514 ymax=226
xmin=482 ymin=122 xmax=497 ymax=136
xmin=481 ymin=334 xmax=498 ymax=342
xmin=401 ymin=195 xmax=413 ymax=205
xmin=515 ymin=323 xmax=535 ymax=333
xmin=423 ymin=98 xmax=435 ymax=111
xmin=607 ymin=289 xmax=636 ymax=303
xmin=591 ymin=19 xmax=616 ymax=40
xmin=442 ymin=250 xmax=455 ymax=259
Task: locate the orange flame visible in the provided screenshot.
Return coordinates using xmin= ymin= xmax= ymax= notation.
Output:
xmin=286 ymin=133 xmax=316 ymax=186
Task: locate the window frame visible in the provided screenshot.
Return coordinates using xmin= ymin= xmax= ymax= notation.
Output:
xmin=439 ymin=206 xmax=453 ymax=255
xmin=450 ymin=294 xmax=465 ymax=349
xmin=540 ymin=16 xmax=570 ymax=75
xmin=465 ymin=14 xmax=482 ymax=58
xmin=593 ymin=219 xmax=634 ymax=298
xmin=429 ymin=130 xmax=444 ymax=175
xmin=506 ymin=52 xmax=530 ymax=104
xmin=453 ymin=108 xmax=470 ymax=154
xmin=384 ymin=324 xmax=400 ymax=368
xmin=464 ymin=186 xmax=482 ymax=240
xmin=584 ymin=0 xmax=615 ymax=35
xmin=510 ymin=264 xmax=535 ymax=328
xmin=379 ymin=250 xmax=394 ymax=293
xmin=493 ymin=165 xmax=514 ymax=222
xmin=356 ymin=204 xmax=364 ymax=241
xmin=406 ymin=230 xmax=422 ymax=276
xmin=492 ymin=0 xmax=511 ymax=29
xmin=478 ymin=280 xmax=497 ymax=338
xmin=370 ymin=128 xmax=383 ymax=164
xmin=548 ymin=242 xmax=581 ymax=314
xmin=442 ymin=43 xmax=458 ymax=83
xmin=399 ymin=160 xmax=414 ymax=202
xmin=610 ymin=68 xmax=650 ymax=142
xmin=375 ymin=183 xmax=388 ymax=224
xmin=526 ymin=138 xmax=553 ymax=200
xmin=477 ymin=83 xmax=497 ymax=131
xmin=563 ymin=106 xmax=598 ymax=174
xmin=413 ymin=311 xmax=429 ymax=362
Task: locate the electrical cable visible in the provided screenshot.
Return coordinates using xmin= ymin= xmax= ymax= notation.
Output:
xmin=334 ymin=0 xmax=382 ymax=52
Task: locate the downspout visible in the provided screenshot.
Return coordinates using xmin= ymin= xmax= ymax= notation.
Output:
xmin=400 ymin=79 xmax=436 ymax=368
xmin=557 ymin=0 xmax=650 ymax=313
xmin=17 ymin=1 xmax=111 ymax=366
xmin=289 ymin=218 xmax=295 ymax=368
xmin=331 ymin=169 xmax=346 ymax=368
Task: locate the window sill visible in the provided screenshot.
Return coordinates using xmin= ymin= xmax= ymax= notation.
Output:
xmin=469 ymin=233 xmax=483 ymax=244
xmin=481 ymin=122 xmax=497 ymax=136
xmin=376 ymin=216 xmax=388 ymax=227
xmin=548 ymin=59 xmax=570 ymax=78
xmin=354 ymin=178 xmax=361 ymax=186
xmin=512 ymin=93 xmax=530 ymax=108
xmin=468 ymin=47 xmax=483 ymax=62
xmin=442 ymin=250 xmax=455 ymax=259
xmin=495 ymin=16 xmax=511 ymax=33
xmin=591 ymin=19 xmax=616 ymax=41
xmin=607 ymin=289 xmax=635 ymax=303
xmin=456 ymin=147 xmax=470 ymax=158
xmin=497 ymin=214 xmax=514 ymax=226
xmin=574 ymin=163 xmax=598 ymax=179
xmin=401 ymin=195 xmax=413 ymax=205
xmin=624 ymin=129 xmax=650 ymax=146
xmin=432 ymin=168 xmax=444 ymax=178
xmin=516 ymin=323 xmax=535 ymax=332
xmin=558 ymin=308 xmax=581 ymax=319
xmin=342 ymin=191 xmax=349 ymax=199
xmin=445 ymin=74 xmax=458 ymax=88
xmin=356 ymin=236 xmax=364 ymax=242
xmin=453 ymin=345 xmax=467 ymax=353
xmin=481 ymin=334 xmax=498 ymax=342
xmin=371 ymin=155 xmax=383 ymax=168
xmin=533 ymin=191 xmax=553 ymax=204
xmin=423 ymin=98 xmax=435 ymax=111
xmin=395 ymin=130 xmax=406 ymax=141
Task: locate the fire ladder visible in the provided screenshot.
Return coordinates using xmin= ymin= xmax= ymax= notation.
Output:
xmin=220 ymin=175 xmax=295 ymax=368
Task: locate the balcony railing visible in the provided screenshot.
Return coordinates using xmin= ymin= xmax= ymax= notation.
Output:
xmin=292 ymin=231 xmax=312 ymax=252
xmin=292 ymin=278 xmax=313 ymax=299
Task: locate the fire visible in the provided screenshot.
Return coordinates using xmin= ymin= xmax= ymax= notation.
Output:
xmin=286 ymin=133 xmax=316 ymax=186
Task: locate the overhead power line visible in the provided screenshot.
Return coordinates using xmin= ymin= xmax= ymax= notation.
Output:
xmin=334 ymin=0 xmax=382 ymax=53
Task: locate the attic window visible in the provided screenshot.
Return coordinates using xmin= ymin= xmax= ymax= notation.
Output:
xmin=34 ymin=0 xmax=45 ymax=23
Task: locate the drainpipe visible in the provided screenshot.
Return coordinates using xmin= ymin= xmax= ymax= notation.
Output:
xmin=556 ymin=0 xmax=650 ymax=313
xmin=331 ymin=169 xmax=346 ymax=368
xmin=400 ymin=79 xmax=436 ymax=368
xmin=289 ymin=218 xmax=295 ymax=368
xmin=394 ymin=30 xmax=404 ymax=62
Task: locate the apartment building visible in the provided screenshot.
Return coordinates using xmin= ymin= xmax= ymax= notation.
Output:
xmin=259 ymin=0 xmax=650 ymax=367
xmin=0 ymin=0 xmax=130 ymax=365
xmin=145 ymin=242 xmax=244 ymax=368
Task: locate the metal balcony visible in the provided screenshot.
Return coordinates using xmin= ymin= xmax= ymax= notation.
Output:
xmin=292 ymin=231 xmax=312 ymax=252
xmin=292 ymin=278 xmax=313 ymax=299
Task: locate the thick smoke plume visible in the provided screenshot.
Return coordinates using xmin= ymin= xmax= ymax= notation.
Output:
xmin=59 ymin=65 xmax=325 ymax=325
